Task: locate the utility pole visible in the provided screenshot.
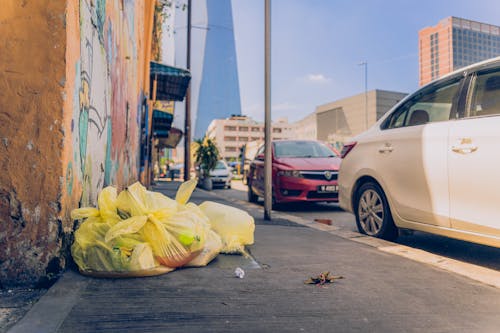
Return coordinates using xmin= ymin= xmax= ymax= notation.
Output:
xmin=184 ymin=0 xmax=192 ymax=181
xmin=358 ymin=61 xmax=368 ymax=130
xmin=264 ymin=0 xmax=272 ymax=220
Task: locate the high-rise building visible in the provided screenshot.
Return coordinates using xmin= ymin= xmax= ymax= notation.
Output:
xmin=195 ymin=0 xmax=241 ymax=139
xmin=419 ymin=16 xmax=500 ymax=86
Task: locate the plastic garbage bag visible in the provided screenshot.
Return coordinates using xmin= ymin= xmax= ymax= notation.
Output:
xmin=71 ymin=179 xmax=255 ymax=276
xmin=199 ymin=201 xmax=255 ymax=254
xmin=185 ymin=229 xmax=223 ymax=267
xmin=175 ymin=178 xmax=197 ymax=205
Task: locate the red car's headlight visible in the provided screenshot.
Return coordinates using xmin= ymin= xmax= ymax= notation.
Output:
xmin=277 ymin=170 xmax=303 ymax=178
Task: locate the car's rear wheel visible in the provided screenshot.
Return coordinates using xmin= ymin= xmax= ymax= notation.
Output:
xmin=355 ymin=182 xmax=398 ymax=241
xmin=248 ymin=183 xmax=258 ymax=203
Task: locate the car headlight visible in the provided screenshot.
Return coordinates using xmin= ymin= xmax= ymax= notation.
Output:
xmin=277 ymin=170 xmax=303 ymax=178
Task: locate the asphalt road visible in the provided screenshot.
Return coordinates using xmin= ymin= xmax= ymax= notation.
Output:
xmin=217 ymin=179 xmax=500 ymax=272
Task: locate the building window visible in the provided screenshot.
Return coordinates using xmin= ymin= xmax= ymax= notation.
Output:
xmin=224 ymin=126 xmax=237 ymax=131
xmin=225 ymin=146 xmax=237 ymax=152
xmin=224 ymin=136 xmax=237 ymax=141
xmin=272 ymin=128 xmax=282 ymax=133
xmin=239 ymin=136 xmax=249 ymax=142
xmin=239 ymin=126 xmax=249 ymax=132
xmin=251 ymin=127 xmax=261 ymax=132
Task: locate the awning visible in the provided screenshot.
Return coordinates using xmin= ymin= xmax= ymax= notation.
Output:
xmin=156 ymin=127 xmax=183 ymax=149
xmin=150 ymin=61 xmax=191 ymax=101
xmin=152 ymin=101 xmax=174 ymax=138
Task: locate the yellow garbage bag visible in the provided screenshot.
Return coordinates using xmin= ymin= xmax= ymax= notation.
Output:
xmin=185 ymin=229 xmax=223 ymax=267
xmin=141 ymin=216 xmax=197 ymax=268
xmin=72 ymin=217 xmax=158 ymax=273
xmin=198 ymin=201 xmax=255 ymax=254
xmin=175 ymin=178 xmax=197 ymax=205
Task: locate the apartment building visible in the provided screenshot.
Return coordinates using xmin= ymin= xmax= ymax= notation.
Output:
xmin=206 ymin=115 xmax=294 ymax=160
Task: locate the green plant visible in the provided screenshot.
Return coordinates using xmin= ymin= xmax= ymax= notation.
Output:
xmin=191 ymin=136 xmax=220 ymax=178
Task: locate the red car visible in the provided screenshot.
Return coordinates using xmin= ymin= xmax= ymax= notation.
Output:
xmin=247 ymin=140 xmax=341 ymax=205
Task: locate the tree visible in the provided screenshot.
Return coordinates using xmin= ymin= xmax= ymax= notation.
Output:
xmin=191 ymin=136 xmax=220 ymax=189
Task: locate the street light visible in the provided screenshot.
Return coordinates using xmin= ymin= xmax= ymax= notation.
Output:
xmin=358 ymin=61 xmax=368 ymax=130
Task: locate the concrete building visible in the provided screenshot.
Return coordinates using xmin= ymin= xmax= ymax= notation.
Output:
xmin=315 ymin=90 xmax=407 ymax=146
xmin=293 ymin=112 xmax=317 ymax=141
xmin=419 ymin=17 xmax=500 ymax=86
xmin=0 ymin=0 xmax=174 ymax=287
xmin=207 ymin=116 xmax=294 ymax=160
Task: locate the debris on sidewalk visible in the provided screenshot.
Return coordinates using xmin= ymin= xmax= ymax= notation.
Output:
xmin=234 ymin=267 xmax=245 ymax=278
xmin=314 ymin=218 xmax=332 ymax=225
xmin=304 ymin=271 xmax=343 ymax=286
xmin=70 ymin=179 xmax=255 ymax=278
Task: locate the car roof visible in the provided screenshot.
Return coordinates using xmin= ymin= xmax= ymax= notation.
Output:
xmin=426 ymin=56 xmax=500 ymax=87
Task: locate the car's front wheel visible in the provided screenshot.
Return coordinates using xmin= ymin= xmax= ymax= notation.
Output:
xmin=355 ymin=182 xmax=398 ymax=241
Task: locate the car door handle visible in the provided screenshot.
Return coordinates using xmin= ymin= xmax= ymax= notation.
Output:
xmin=451 ymin=138 xmax=477 ymax=154
xmin=378 ymin=144 xmax=393 ymax=153
xmin=451 ymin=145 xmax=478 ymax=154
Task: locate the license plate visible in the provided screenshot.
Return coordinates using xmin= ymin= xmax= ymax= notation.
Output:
xmin=318 ymin=185 xmax=338 ymax=193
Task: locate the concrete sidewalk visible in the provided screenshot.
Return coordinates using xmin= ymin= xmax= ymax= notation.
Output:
xmin=7 ymin=181 xmax=500 ymax=333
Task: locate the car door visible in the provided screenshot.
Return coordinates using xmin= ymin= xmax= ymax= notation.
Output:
xmin=250 ymin=145 xmax=265 ymax=197
xmin=374 ymin=77 xmax=463 ymax=227
xmin=449 ymin=68 xmax=500 ymax=236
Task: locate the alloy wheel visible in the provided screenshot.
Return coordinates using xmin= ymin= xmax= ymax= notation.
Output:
xmin=357 ymin=189 xmax=384 ymax=235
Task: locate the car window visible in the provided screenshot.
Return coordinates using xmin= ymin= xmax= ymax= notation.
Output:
xmin=214 ymin=161 xmax=226 ymax=169
xmin=382 ymin=78 xmax=461 ymax=129
xmin=273 ymin=141 xmax=336 ymax=158
xmin=467 ymin=69 xmax=500 ymax=118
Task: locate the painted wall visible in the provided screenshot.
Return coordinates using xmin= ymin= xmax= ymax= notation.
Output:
xmin=1 ymin=0 xmax=154 ymax=287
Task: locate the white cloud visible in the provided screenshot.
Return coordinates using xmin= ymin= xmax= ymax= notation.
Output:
xmin=304 ymin=73 xmax=332 ymax=83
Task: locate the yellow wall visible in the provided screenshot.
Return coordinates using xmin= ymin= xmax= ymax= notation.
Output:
xmin=0 ymin=0 xmax=156 ymax=287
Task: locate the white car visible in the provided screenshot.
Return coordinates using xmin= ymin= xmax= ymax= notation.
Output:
xmin=339 ymin=56 xmax=500 ymax=248
xmin=198 ymin=160 xmax=233 ymax=189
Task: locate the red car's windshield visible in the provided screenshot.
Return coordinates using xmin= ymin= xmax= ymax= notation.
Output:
xmin=273 ymin=141 xmax=337 ymax=158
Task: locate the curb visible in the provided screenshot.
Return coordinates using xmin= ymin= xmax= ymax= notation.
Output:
xmin=202 ymin=187 xmax=500 ymax=290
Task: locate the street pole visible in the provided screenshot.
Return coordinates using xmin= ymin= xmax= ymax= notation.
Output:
xmin=264 ymin=0 xmax=272 ymax=220
xmin=358 ymin=61 xmax=368 ymax=130
xmin=184 ymin=0 xmax=192 ymax=181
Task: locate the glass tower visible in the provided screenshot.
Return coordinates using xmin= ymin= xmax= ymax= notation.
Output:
xmin=194 ymin=0 xmax=242 ymax=139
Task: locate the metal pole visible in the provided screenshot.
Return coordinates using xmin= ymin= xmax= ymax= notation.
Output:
xmin=357 ymin=61 xmax=368 ymax=130
xmin=364 ymin=62 xmax=368 ymax=129
xmin=264 ymin=0 xmax=272 ymax=220
xmin=184 ymin=0 xmax=192 ymax=181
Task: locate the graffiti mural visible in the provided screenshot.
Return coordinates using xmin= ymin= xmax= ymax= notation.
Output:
xmin=66 ymin=0 xmax=144 ymax=208
xmin=74 ymin=0 xmax=111 ymax=206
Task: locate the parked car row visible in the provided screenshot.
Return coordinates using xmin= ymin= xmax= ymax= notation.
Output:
xmin=245 ymin=57 xmax=500 ymax=249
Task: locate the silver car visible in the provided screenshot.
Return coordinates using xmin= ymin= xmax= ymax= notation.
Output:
xmin=339 ymin=56 xmax=500 ymax=248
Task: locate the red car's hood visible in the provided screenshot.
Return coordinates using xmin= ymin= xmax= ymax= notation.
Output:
xmin=275 ymin=157 xmax=340 ymax=170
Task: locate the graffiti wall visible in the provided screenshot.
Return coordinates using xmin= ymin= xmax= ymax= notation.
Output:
xmin=63 ymin=0 xmax=148 ymax=213
xmin=1 ymin=0 xmax=154 ymax=287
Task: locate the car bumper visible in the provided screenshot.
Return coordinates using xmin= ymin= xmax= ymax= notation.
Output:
xmin=211 ymin=177 xmax=231 ymax=187
xmin=274 ymin=176 xmax=338 ymax=203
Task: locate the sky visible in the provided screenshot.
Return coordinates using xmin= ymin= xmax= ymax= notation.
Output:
xmin=230 ymin=0 xmax=500 ymax=123
xmin=170 ymin=0 xmax=500 ymax=130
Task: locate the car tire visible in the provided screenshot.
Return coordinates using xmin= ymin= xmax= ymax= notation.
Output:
xmin=248 ymin=183 xmax=258 ymax=203
xmin=354 ymin=182 xmax=398 ymax=241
